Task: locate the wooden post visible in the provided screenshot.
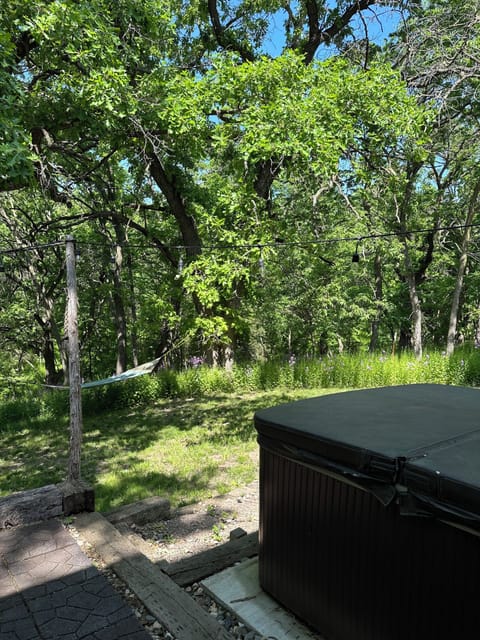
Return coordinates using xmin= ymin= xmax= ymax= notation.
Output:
xmin=65 ymin=236 xmax=83 ymax=482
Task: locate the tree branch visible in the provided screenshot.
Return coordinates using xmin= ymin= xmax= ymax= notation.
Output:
xmin=302 ymin=0 xmax=377 ymax=64
xmin=207 ymin=0 xmax=255 ymax=61
xmin=148 ymin=153 xmax=202 ymax=257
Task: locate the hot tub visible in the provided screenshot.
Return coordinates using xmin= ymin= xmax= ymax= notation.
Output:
xmin=254 ymin=384 xmax=480 ymax=640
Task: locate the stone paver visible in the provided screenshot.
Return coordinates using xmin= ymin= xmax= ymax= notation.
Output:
xmin=0 ymin=519 xmax=151 ymax=640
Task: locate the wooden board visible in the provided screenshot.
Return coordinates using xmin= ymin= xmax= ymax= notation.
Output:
xmin=0 ymin=485 xmax=63 ymax=528
xmin=106 ymin=496 xmax=170 ymax=526
xmin=164 ymin=531 xmax=259 ymax=587
xmin=74 ymin=512 xmax=231 ymax=640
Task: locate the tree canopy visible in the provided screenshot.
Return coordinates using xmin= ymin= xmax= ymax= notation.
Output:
xmin=1 ymin=0 xmax=479 ymax=383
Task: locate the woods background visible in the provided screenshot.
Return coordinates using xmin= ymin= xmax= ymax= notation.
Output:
xmin=1 ymin=0 xmax=479 ymax=387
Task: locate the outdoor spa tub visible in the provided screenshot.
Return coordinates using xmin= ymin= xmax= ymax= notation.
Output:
xmin=254 ymin=384 xmax=480 ymax=640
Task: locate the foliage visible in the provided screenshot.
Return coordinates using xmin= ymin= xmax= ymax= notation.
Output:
xmin=0 ymin=30 xmax=34 ymax=189
xmin=2 ymin=344 xmax=480 ymax=509
xmin=0 ymin=0 xmax=436 ymax=381
xmin=0 ymin=1 xmax=479 ymax=387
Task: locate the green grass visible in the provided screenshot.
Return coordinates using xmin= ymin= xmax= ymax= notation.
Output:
xmin=2 ymin=346 xmax=479 ymax=513
xmin=0 ymin=387 xmax=339 ymax=512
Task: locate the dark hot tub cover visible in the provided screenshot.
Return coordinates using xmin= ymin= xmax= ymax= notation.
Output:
xmin=254 ymin=383 xmax=480 ymax=530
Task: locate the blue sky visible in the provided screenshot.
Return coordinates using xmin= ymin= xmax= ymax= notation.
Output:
xmin=262 ymin=4 xmax=402 ymax=58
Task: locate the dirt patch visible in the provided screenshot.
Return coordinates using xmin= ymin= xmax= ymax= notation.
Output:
xmin=129 ymin=476 xmax=259 ymax=565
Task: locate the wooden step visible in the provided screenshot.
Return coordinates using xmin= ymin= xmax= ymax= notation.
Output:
xmin=163 ymin=531 xmax=258 ymax=587
xmin=74 ymin=512 xmax=231 ymax=640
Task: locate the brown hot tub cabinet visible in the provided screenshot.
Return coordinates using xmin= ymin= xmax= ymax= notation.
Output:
xmin=254 ymin=384 xmax=480 ymax=640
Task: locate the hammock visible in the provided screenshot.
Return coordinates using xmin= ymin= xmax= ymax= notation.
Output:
xmin=49 ymin=357 xmax=162 ymax=390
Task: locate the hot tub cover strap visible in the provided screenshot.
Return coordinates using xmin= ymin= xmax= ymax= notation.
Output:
xmin=258 ymin=434 xmax=397 ymax=506
xmin=259 ymin=433 xmax=480 ymax=532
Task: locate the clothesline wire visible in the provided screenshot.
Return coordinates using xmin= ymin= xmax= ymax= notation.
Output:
xmin=0 ymin=221 xmax=478 ymax=256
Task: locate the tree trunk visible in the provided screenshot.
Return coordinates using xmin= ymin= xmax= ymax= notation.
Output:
xmin=125 ymin=246 xmax=139 ymax=367
xmin=446 ymin=179 xmax=480 ymax=355
xmin=406 ymin=269 xmax=423 ymax=359
xmin=43 ymin=329 xmax=58 ymax=385
xmin=34 ymin=311 xmax=60 ymax=385
xmin=475 ymin=304 xmax=480 ymax=348
xmin=155 ymin=320 xmax=180 ymax=368
xmin=369 ymin=251 xmax=383 ymax=352
xmin=398 ymin=161 xmax=425 ymax=359
xmin=112 ymin=222 xmax=128 ymax=374
xmin=398 ymin=327 xmax=411 ymax=352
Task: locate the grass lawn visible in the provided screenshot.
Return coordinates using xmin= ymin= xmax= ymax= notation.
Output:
xmin=0 ymin=387 xmax=342 ymax=511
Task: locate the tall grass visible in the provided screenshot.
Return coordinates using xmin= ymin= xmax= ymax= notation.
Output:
xmin=1 ymin=348 xmax=480 ymax=427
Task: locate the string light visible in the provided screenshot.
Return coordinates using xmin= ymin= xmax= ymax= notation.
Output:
xmin=0 ymin=220 xmax=478 ymax=258
xmin=352 ymin=239 xmax=361 ymax=263
xmin=259 ymin=253 xmax=265 ymax=277
xmin=175 ymin=255 xmax=184 ymax=279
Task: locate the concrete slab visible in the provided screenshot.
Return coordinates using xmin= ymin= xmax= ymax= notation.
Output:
xmin=201 ymin=557 xmax=323 ymax=640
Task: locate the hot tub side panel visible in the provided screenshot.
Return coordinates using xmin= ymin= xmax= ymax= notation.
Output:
xmin=259 ymin=446 xmax=480 ymax=640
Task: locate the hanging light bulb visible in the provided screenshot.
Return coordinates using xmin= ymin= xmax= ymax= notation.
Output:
xmin=175 ymin=255 xmax=184 ymax=280
xmin=259 ymin=255 xmax=265 ymax=278
xmin=352 ymin=240 xmax=361 ymax=264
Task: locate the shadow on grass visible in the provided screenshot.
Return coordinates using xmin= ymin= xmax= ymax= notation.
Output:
xmin=93 ymin=466 xmax=221 ymax=512
xmin=0 ymin=388 xmax=322 ymax=510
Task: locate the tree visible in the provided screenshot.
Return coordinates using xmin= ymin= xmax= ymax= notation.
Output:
xmin=0 ymin=1 xmax=431 ymax=375
xmin=390 ymin=0 xmax=480 ymax=353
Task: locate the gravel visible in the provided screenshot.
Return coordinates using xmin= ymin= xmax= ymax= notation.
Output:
xmin=66 ymin=475 xmax=273 ymax=639
xmin=68 ymin=519 xmax=269 ymax=640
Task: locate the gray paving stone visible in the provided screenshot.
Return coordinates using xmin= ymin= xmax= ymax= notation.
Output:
xmin=38 ymin=616 xmax=82 ymax=638
xmin=0 ymin=592 xmax=21 ymax=612
xmin=23 ymin=584 xmax=47 ymax=599
xmin=0 ymin=519 xmax=154 ymax=639
xmin=65 ymin=589 xmax=100 ymax=610
xmin=0 ymin=617 xmax=41 ymax=640
xmin=62 ymin=565 xmax=98 ymax=585
xmin=56 ymin=604 xmax=91 ymax=622
xmin=0 ymin=600 xmax=30 ymax=622
xmin=94 ymin=627 xmax=151 ymax=640
xmin=31 ymin=608 xmax=56 ymax=626
xmin=0 ymin=567 xmax=15 ymax=598
xmin=91 ymin=594 xmax=125 ymax=617
xmin=75 ymin=613 xmax=111 ymax=637
xmin=114 ymin=616 xmax=151 ymax=638
xmin=107 ymin=604 xmax=136 ymax=624
xmin=83 ymin=575 xmax=109 ymax=595
xmin=26 ymin=593 xmax=55 ymax=613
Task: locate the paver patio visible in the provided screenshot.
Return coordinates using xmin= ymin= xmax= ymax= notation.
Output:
xmin=0 ymin=519 xmax=151 ymax=640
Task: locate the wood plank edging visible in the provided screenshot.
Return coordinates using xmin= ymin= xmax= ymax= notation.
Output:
xmin=74 ymin=511 xmax=231 ymax=640
xmin=164 ymin=531 xmax=259 ymax=587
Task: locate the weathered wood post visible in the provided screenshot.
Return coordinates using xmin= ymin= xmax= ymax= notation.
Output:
xmin=0 ymin=238 xmax=94 ymax=526
xmin=66 ymin=235 xmax=83 ymax=482
xmin=61 ymin=236 xmax=94 ymax=514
